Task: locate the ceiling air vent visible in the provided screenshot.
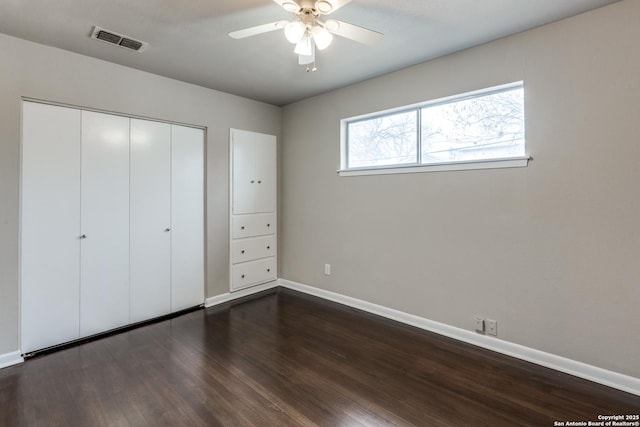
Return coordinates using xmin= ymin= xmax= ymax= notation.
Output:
xmin=90 ymin=26 xmax=148 ymax=52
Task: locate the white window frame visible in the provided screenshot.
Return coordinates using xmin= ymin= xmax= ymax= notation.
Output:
xmin=339 ymin=82 xmax=530 ymax=177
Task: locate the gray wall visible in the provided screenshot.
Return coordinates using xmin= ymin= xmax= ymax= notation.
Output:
xmin=281 ymin=0 xmax=640 ymax=378
xmin=0 ymin=33 xmax=281 ymax=355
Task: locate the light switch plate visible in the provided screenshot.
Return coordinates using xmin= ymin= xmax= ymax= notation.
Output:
xmin=486 ymin=319 xmax=497 ymax=336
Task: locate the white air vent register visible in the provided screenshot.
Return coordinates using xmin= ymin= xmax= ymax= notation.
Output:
xmin=90 ymin=26 xmax=147 ymax=52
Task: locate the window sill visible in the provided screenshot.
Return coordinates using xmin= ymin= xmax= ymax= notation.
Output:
xmin=337 ymin=156 xmax=530 ymax=177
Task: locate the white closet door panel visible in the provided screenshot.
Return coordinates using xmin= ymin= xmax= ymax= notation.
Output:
xmin=80 ymin=111 xmax=130 ymax=337
xmin=171 ymin=125 xmax=204 ymax=312
xmin=253 ymin=133 xmax=277 ymax=213
xmin=21 ymin=102 xmax=81 ymax=353
xmin=231 ymin=129 xmax=255 ymax=214
xmin=130 ymin=119 xmax=171 ymax=323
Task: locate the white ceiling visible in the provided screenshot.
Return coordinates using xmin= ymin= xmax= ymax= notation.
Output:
xmin=0 ymin=0 xmax=621 ymax=106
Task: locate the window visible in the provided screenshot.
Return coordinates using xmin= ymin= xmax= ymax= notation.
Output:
xmin=347 ymin=110 xmax=418 ymax=168
xmin=341 ymin=82 xmax=527 ymax=175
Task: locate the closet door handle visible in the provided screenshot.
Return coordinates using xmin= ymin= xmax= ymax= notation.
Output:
xmin=80 ymin=234 xmax=87 ymax=239
xmin=164 ymin=228 xmax=171 ymax=232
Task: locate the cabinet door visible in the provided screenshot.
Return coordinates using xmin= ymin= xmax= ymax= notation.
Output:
xmin=253 ymin=133 xmax=277 ymax=213
xmin=171 ymin=125 xmax=204 ymax=312
xmin=130 ymin=119 xmax=171 ymax=323
xmin=80 ymin=111 xmax=130 ymax=337
xmin=21 ymin=102 xmax=81 ymax=353
xmin=232 ymin=129 xmax=255 ymax=214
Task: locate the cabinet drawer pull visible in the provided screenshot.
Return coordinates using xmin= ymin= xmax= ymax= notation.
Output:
xmin=241 ymin=274 xmax=245 ymax=279
xmin=241 ymin=226 xmax=245 ymax=230
xmin=241 ymin=250 xmax=245 ymax=254
xmin=267 ymin=269 xmax=271 ymax=272
xmin=267 ymin=223 xmax=271 ymax=227
xmin=251 ymin=180 xmax=255 ymax=184
xmin=258 ymin=180 xmax=262 ymax=184
xmin=267 ymin=246 xmax=270 ymax=250
xmin=80 ymin=234 xmax=87 ymax=239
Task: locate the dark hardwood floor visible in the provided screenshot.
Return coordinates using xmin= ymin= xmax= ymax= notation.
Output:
xmin=1 ymin=288 xmax=638 ymax=426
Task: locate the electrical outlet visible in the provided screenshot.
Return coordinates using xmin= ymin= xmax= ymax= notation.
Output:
xmin=324 ymin=264 xmax=331 ymax=276
xmin=486 ymin=319 xmax=497 ymax=336
xmin=474 ymin=316 xmax=485 ymax=333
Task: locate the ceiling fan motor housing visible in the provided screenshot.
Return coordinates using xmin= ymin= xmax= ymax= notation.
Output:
xmin=291 ymin=0 xmax=334 ymax=15
xmin=300 ymin=10 xmax=316 ymax=27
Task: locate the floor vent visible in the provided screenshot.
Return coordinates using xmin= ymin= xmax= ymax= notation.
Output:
xmin=90 ymin=26 xmax=147 ymax=52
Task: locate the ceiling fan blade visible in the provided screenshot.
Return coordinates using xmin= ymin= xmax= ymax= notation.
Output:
xmin=327 ymin=20 xmax=383 ymax=45
xmin=273 ymin=0 xmax=301 ymax=13
xmin=229 ymin=20 xmax=288 ymax=39
xmin=316 ymin=0 xmax=352 ymax=14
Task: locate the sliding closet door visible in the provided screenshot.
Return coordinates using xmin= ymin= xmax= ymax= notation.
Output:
xmin=171 ymin=125 xmax=204 ymax=312
xmin=130 ymin=119 xmax=171 ymax=323
xmin=21 ymin=102 xmax=81 ymax=353
xmin=80 ymin=111 xmax=130 ymax=337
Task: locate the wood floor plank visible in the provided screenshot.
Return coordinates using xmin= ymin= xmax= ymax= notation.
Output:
xmin=0 ymin=288 xmax=638 ymax=426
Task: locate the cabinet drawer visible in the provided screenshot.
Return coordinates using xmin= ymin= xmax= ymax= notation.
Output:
xmin=232 ymin=257 xmax=276 ymax=290
xmin=232 ymin=213 xmax=276 ymax=239
xmin=232 ymin=235 xmax=276 ymax=264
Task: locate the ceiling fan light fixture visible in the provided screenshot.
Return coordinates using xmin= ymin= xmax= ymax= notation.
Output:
xmin=229 ymin=0 xmax=382 ymax=72
xmin=294 ymin=35 xmax=313 ymax=56
xmin=298 ymin=53 xmax=315 ymax=65
xmin=284 ymin=20 xmax=306 ymax=43
xmin=282 ymin=1 xmax=301 ymax=13
xmin=315 ymin=0 xmax=333 ymax=14
xmin=299 ymin=42 xmax=316 ymax=65
xmin=311 ymin=25 xmax=333 ymax=50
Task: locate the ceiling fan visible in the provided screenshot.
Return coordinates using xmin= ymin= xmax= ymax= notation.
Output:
xmin=229 ymin=0 xmax=383 ymax=71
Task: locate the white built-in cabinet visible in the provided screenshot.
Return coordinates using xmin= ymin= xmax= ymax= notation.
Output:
xmin=21 ymin=101 xmax=204 ymax=354
xmin=230 ymin=129 xmax=277 ymax=291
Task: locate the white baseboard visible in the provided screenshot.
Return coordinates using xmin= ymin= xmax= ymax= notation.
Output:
xmin=205 ymin=281 xmax=279 ymax=308
xmin=0 ymin=351 xmax=24 ymax=369
xmin=278 ymin=279 xmax=640 ymax=397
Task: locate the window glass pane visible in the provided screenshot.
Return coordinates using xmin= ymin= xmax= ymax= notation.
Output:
xmin=347 ymin=110 xmax=417 ymax=168
xmin=421 ymin=87 xmax=525 ymax=163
